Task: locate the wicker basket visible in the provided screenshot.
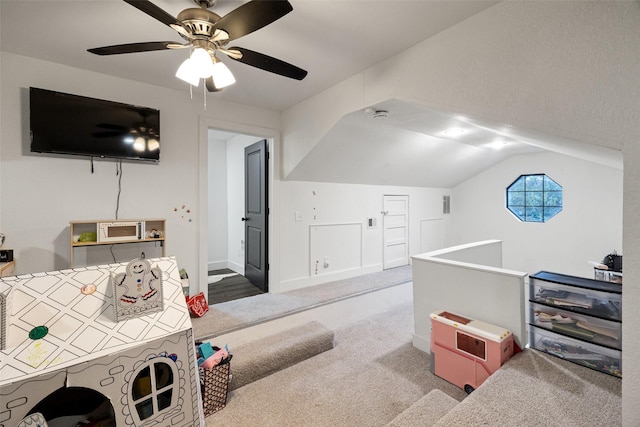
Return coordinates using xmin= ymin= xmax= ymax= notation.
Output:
xmin=200 ymin=362 xmax=231 ymax=416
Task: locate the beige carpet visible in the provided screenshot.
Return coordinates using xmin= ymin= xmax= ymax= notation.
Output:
xmin=205 ymin=301 xmax=467 ymax=426
xmin=433 ymin=348 xmax=622 ymax=426
xmin=204 ymin=300 xmax=621 ymax=426
xmin=192 ymin=265 xmax=413 ymax=340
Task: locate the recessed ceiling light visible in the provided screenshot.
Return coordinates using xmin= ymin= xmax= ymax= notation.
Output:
xmin=442 ymin=128 xmax=466 ymax=137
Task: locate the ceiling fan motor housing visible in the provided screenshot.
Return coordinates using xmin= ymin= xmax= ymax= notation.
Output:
xmin=177 ymin=8 xmax=221 ymax=38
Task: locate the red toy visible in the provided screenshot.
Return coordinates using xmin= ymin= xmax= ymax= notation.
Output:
xmin=186 ymin=292 xmax=209 ymax=317
xmin=430 ymin=310 xmax=514 ymax=393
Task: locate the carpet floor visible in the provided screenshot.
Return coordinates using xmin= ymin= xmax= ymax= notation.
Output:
xmin=204 ymin=301 xmax=621 ymax=426
xmin=192 ymin=265 xmax=413 ymax=340
xmin=205 ymin=301 xmax=468 ymax=426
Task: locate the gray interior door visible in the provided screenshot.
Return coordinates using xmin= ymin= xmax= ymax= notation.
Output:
xmin=244 ymin=139 xmax=268 ymax=292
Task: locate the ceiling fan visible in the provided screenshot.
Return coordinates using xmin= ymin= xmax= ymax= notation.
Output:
xmin=88 ymin=0 xmax=308 ymax=92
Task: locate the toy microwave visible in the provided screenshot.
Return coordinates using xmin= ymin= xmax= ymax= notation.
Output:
xmin=98 ymin=221 xmax=144 ymax=243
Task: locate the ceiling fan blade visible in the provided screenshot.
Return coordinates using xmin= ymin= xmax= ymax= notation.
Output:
xmin=123 ymin=0 xmax=190 ymax=37
xmin=227 ymin=47 xmax=307 ymax=80
xmin=124 ymin=0 xmax=180 ymax=27
xmin=205 ymin=77 xmax=223 ymax=92
xmin=213 ymin=0 xmax=293 ymax=42
xmin=88 ymin=41 xmax=178 ymax=55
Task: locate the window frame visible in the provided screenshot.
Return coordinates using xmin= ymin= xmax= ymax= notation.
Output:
xmin=506 ymin=173 xmax=562 ymax=223
xmin=129 ymin=358 xmax=179 ymax=423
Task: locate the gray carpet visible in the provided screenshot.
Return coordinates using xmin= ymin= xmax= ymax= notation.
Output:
xmin=229 ymin=321 xmax=335 ymax=391
xmin=192 ymin=265 xmax=413 ymax=340
xmin=204 ymin=301 xmax=467 ymax=426
xmin=204 ymin=301 xmax=621 ymax=427
xmin=433 ymin=348 xmax=622 ymax=426
xmin=386 ymin=389 xmax=459 ymax=427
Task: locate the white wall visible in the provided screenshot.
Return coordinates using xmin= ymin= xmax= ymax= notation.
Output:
xmin=1 ymin=52 xmax=279 ymax=291
xmin=207 ymin=133 xmax=260 ymax=273
xmin=281 ymin=3 xmax=640 ymax=421
xmin=450 ymin=151 xmax=623 ymax=278
xmin=412 ymin=240 xmax=527 ymax=352
xmin=208 ymin=135 xmax=228 ymax=271
xmin=278 ymin=180 xmax=450 ymax=291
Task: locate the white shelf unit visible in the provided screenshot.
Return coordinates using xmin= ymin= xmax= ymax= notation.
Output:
xmin=69 ymin=219 xmax=166 ymax=267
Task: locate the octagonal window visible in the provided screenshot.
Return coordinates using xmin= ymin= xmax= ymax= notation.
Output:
xmin=507 ymin=174 xmax=562 ymax=222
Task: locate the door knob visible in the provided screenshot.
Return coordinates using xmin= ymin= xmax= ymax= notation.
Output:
xmin=241 ymin=217 xmax=248 ymax=221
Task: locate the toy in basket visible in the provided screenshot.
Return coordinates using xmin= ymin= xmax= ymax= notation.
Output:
xmin=197 ymin=342 xmax=232 ymax=416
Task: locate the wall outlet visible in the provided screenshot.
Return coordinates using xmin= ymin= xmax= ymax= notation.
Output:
xmin=295 ymin=212 xmax=303 ymax=222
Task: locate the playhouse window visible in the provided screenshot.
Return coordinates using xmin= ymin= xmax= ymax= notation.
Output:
xmin=131 ymin=360 xmax=176 ymax=421
xmin=456 ymin=331 xmax=486 ymax=360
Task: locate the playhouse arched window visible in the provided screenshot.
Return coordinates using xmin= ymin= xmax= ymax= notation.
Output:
xmin=131 ymin=360 xmax=177 ymax=422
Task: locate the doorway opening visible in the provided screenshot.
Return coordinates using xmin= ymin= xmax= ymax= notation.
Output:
xmin=207 ymin=129 xmax=269 ymax=304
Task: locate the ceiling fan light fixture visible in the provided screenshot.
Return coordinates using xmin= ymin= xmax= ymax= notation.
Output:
xmin=191 ymin=47 xmax=215 ymax=78
xmin=176 ymin=58 xmax=201 ymax=86
xmin=211 ymin=58 xmax=236 ymax=88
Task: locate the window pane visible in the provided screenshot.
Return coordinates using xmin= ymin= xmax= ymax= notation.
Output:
xmin=136 ymin=398 xmax=154 ymax=420
xmin=544 ymin=176 xmax=562 ymax=191
xmin=133 ymin=367 xmax=152 ymax=400
xmin=525 ymin=175 xmax=543 ymax=191
xmin=157 ymin=389 xmax=173 ymax=412
xmin=509 ymin=176 xmax=525 ymax=191
xmin=507 ymin=191 xmax=525 ymax=206
xmin=155 ymin=363 xmax=173 ymax=389
xmin=525 ymin=207 xmax=543 ymax=222
xmin=525 ymin=192 xmax=543 ymax=207
xmin=544 ymin=191 xmax=563 ymax=206
xmin=508 ymin=206 xmax=526 ymax=221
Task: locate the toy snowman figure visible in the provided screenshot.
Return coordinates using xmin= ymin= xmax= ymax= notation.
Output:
xmin=113 ymin=258 xmax=163 ymax=320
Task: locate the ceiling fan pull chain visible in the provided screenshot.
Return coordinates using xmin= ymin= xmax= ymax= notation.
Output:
xmin=203 ymin=82 xmax=207 ymax=110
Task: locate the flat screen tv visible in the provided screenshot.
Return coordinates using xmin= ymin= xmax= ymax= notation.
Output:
xmin=30 ymin=87 xmax=160 ymax=162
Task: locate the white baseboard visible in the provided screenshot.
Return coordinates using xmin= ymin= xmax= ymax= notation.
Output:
xmin=277 ymin=264 xmax=383 ymax=293
xmin=207 ymin=261 xmax=228 ymax=272
xmin=227 ymin=261 xmax=244 ymax=275
xmin=412 ymin=333 xmax=430 ymax=354
xmin=207 ymin=260 xmax=244 ymax=275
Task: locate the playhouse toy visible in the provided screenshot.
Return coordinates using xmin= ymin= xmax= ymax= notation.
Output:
xmin=430 ymin=309 xmax=514 ymax=393
xmin=112 ymin=258 xmax=164 ymax=322
xmin=0 ymin=256 xmax=204 ymax=426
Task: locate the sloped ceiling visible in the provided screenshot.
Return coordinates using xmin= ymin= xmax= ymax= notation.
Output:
xmin=286 ymin=99 xmax=545 ymax=187
xmin=2 ymin=1 xmax=623 ymax=188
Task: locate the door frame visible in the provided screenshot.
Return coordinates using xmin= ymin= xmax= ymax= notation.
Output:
xmin=198 ymin=117 xmax=280 ymax=301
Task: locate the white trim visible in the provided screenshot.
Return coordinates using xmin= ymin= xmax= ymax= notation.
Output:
xmin=199 ymin=117 xmax=280 ymax=301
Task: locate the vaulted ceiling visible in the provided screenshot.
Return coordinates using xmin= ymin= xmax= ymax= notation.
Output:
xmin=1 ymin=1 xmax=622 ymax=188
